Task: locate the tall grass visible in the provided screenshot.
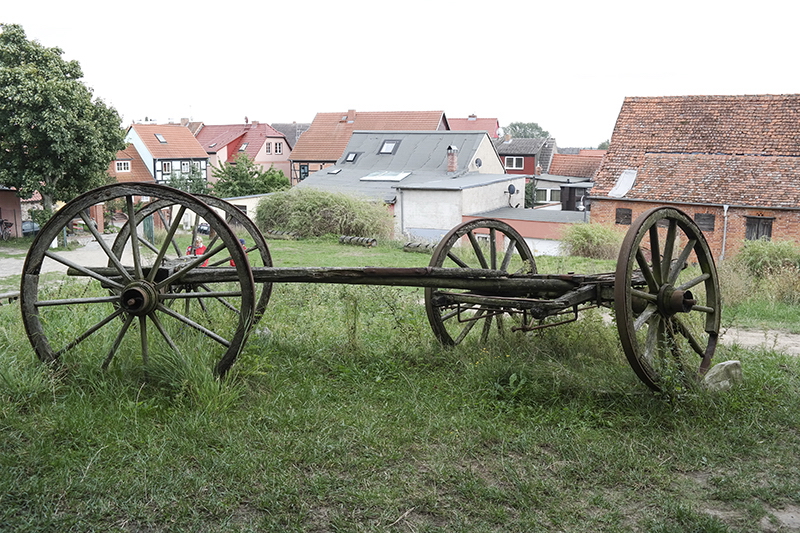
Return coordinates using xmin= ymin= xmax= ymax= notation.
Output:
xmin=561 ymin=222 xmax=624 ymax=260
xmin=1 ymin=238 xmax=799 ymax=531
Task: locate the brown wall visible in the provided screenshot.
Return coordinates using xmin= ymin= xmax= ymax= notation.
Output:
xmin=0 ymin=191 xmax=23 ymax=237
xmin=591 ymin=199 xmax=800 ymax=261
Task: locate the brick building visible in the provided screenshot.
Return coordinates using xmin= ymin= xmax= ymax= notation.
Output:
xmin=590 ymin=94 xmax=800 ymax=260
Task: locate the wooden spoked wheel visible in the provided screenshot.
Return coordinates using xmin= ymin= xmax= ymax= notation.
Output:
xmin=20 ymin=183 xmax=255 ymax=377
xmin=111 ymin=193 xmax=273 ymax=324
xmin=425 ymin=218 xmax=537 ymax=345
xmin=614 ymin=207 xmax=721 ymax=392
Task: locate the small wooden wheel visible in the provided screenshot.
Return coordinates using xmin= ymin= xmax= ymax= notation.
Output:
xmin=425 ymin=218 xmax=537 ymax=345
xmin=111 ymin=193 xmax=273 ymax=324
xmin=21 ymin=183 xmax=255 ymax=377
xmin=614 ymin=207 xmax=721 ymax=391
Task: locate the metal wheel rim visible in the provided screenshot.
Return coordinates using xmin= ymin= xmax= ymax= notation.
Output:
xmin=614 ymin=207 xmax=721 ymax=391
xmin=20 ymin=183 xmax=256 ymax=377
xmin=424 ymin=218 xmax=537 ymax=345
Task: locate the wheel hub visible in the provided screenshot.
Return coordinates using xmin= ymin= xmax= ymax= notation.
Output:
xmin=120 ymin=281 xmax=160 ymax=316
xmin=657 ymin=284 xmax=696 ymax=315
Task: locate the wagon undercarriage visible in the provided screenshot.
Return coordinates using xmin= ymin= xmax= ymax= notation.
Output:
xmin=20 ymin=183 xmax=721 ymax=392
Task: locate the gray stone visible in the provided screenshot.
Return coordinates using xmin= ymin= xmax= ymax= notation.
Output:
xmin=703 ymin=360 xmax=743 ymax=391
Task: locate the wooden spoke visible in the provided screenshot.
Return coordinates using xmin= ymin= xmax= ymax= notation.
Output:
xmin=20 ymin=183 xmax=255 ymax=377
xmin=615 ymin=207 xmax=721 ymax=392
xmin=425 ymin=218 xmax=537 ymax=346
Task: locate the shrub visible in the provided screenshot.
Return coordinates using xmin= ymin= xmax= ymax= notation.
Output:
xmin=734 ymin=238 xmax=800 ymax=277
xmin=254 ymin=188 xmax=393 ymax=239
xmin=561 ymin=222 xmax=624 ymax=260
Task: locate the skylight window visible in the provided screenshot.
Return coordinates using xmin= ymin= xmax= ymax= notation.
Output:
xmin=209 ymin=143 xmax=217 ymax=148
xmin=345 ymin=152 xmax=359 ymax=163
xmin=239 ymin=143 xmax=248 ymax=151
xmin=379 ymin=140 xmax=400 ymax=155
xmin=154 ymin=133 xmax=167 ymax=143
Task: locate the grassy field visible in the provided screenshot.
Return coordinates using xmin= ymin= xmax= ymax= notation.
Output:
xmin=1 ymin=237 xmax=799 ymax=532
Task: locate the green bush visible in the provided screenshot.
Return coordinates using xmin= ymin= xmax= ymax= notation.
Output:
xmin=561 ymin=222 xmax=624 ymax=260
xmin=734 ymin=238 xmax=800 ymax=277
xmin=254 ymin=188 xmax=393 ymax=239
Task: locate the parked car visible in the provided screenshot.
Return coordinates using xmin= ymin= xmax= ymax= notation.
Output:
xmin=197 ymin=222 xmax=210 ymax=235
xmin=22 ymin=220 xmax=40 ymax=237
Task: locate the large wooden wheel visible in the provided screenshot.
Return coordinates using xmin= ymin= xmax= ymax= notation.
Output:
xmin=614 ymin=207 xmax=721 ymax=392
xmin=424 ymin=218 xmax=537 ymax=345
xmin=20 ymin=183 xmax=255 ymax=377
xmin=111 ymin=193 xmax=273 ymax=324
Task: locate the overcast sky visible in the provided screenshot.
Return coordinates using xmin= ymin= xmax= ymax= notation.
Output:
xmin=3 ymin=0 xmax=797 ymax=147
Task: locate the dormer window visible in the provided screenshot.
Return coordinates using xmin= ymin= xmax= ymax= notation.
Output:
xmin=116 ymin=161 xmax=130 ymax=172
xmin=379 ymin=140 xmax=400 ymax=155
xmin=155 ymin=133 xmax=167 ymax=143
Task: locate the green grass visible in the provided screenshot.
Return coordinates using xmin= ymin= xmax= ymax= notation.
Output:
xmin=1 ymin=238 xmax=799 ymax=531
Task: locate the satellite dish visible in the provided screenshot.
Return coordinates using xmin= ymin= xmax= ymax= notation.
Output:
xmin=475 ymin=158 xmax=482 ymax=168
xmin=507 ymin=184 xmax=516 ymax=195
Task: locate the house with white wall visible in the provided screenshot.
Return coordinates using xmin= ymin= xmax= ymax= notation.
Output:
xmin=122 ymin=124 xmax=209 ymax=185
xmin=296 ymin=130 xmax=525 ymax=240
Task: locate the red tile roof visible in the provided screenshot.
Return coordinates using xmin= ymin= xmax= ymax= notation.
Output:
xmin=593 ymin=94 xmax=800 ymax=208
xmin=195 ymin=122 xmax=285 ymax=162
xmin=289 ymin=110 xmax=448 ymax=162
xmin=448 ymin=115 xmax=500 ymax=138
xmin=108 ymin=144 xmax=154 ymax=183
xmin=548 ymin=153 xmax=604 ymax=178
xmin=129 ymin=124 xmax=208 ymax=159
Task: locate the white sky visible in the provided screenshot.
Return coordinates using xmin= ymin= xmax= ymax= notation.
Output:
xmin=3 ymin=0 xmax=797 ymax=147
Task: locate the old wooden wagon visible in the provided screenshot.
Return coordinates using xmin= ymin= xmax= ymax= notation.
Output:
xmin=19 ymin=183 xmax=720 ymax=392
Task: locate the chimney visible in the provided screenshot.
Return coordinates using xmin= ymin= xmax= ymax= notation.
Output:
xmin=535 ymin=164 xmax=542 ymax=176
xmin=447 ymin=145 xmax=459 ymax=173
xmin=504 ymin=133 xmax=512 ymax=143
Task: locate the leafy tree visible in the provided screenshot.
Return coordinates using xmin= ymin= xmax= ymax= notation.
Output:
xmin=168 ymin=164 xmax=209 ymax=195
xmin=503 ymin=122 xmax=550 ymax=139
xmin=0 ymin=24 xmax=126 ymax=212
xmin=211 ymin=154 xmax=290 ymax=198
xmin=597 ymin=139 xmax=610 ymax=150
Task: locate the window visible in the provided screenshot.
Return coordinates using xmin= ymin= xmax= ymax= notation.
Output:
xmin=504 ymin=156 xmax=524 ymax=170
xmin=181 ymin=161 xmax=190 ymax=173
xmin=535 ymin=189 xmax=548 ymax=203
xmin=379 ymin=140 xmax=400 ymax=155
xmin=550 ymin=189 xmax=561 ymax=202
xmin=239 ymin=143 xmax=248 ymax=152
xmin=299 ymin=164 xmax=309 ymax=180
xmin=345 ymin=152 xmax=359 ymax=163
xmin=162 ymin=161 xmax=172 ymax=174
xmin=192 ymin=161 xmax=201 ymax=172
xmin=745 ymin=216 xmax=773 ymax=240
xmin=116 ymin=161 xmax=130 ymax=172
xmin=275 ymin=142 xmax=283 ymax=155
xmin=615 ymin=207 xmax=632 ymax=225
xmin=694 ymin=213 xmax=716 ymax=232
xmin=264 ymin=142 xmax=271 ymax=154
xmin=154 ymin=133 xmax=167 ymax=143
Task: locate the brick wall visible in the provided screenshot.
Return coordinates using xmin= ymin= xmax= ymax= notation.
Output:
xmin=591 ymin=199 xmax=800 ymax=261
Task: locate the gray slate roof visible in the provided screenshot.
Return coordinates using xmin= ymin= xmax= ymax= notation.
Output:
xmin=492 ymin=137 xmax=548 ymax=155
xmin=270 ymin=122 xmax=311 ymax=149
xmin=297 ymin=130 xmax=507 ymax=202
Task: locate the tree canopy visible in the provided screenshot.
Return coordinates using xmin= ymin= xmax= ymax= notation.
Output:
xmin=211 ymin=154 xmax=290 ymax=198
xmin=503 ymin=122 xmax=550 ymax=139
xmin=0 ymin=24 xmax=126 ymax=210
